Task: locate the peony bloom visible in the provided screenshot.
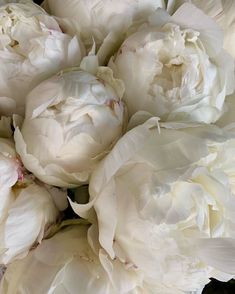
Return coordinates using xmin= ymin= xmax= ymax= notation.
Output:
xmin=0 ymin=225 xmax=142 ymax=294
xmin=70 ymin=118 xmax=235 ymax=293
xmin=42 ymin=0 xmax=165 ymax=60
xmin=109 ymin=3 xmax=235 ymax=124
xmin=166 ymin=0 xmax=235 ymax=59
xmin=0 ymin=1 xmax=84 ymax=116
xmin=0 ymin=138 xmax=18 ymax=222
xmin=14 ymin=67 xmax=126 ymax=188
xmin=0 ymin=137 xmax=61 ymax=264
xmin=0 ymin=182 xmax=60 ymax=264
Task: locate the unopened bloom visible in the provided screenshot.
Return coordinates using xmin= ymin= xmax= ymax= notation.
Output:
xmin=0 ymin=1 xmax=84 ymax=116
xmin=71 ymin=118 xmax=235 ymax=293
xmin=14 ymin=67 xmax=126 ymax=187
xmin=109 ymin=3 xmax=234 ymax=123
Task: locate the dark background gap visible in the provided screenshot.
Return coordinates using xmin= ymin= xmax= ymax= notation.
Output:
xmin=34 ymin=0 xmax=43 ymax=4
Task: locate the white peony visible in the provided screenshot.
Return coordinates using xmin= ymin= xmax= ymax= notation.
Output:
xmin=0 ymin=225 xmax=143 ymax=294
xmin=0 ymin=182 xmax=60 ymax=264
xmin=109 ymin=3 xmax=235 ymax=123
xmin=0 ymin=1 xmax=84 ymax=116
xmin=70 ymin=118 xmax=235 ymax=293
xmin=0 ymin=136 xmax=61 ymax=264
xmin=166 ymin=0 xmax=235 ymax=59
xmin=0 ymin=138 xmax=18 ymax=222
xmin=42 ymin=0 xmax=165 ymax=61
xmin=14 ymin=67 xmax=126 ymax=188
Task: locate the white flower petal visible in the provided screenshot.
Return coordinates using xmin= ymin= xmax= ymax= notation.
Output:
xmin=0 ymin=225 xmax=142 ymax=293
xmin=0 ymin=183 xmax=59 ymax=264
xmin=72 ymin=119 xmax=235 ymax=292
xmin=0 ymin=1 xmax=84 ymax=116
xmin=110 ymin=4 xmax=234 ymax=123
xmin=15 ymin=68 xmax=126 ymax=187
xmin=42 ymin=0 xmax=165 ymax=57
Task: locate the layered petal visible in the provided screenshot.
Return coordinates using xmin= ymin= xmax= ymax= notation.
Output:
xmin=0 ymin=1 xmax=84 ymax=116
xmin=42 ymin=0 xmax=165 ymax=61
xmin=0 ymin=225 xmax=142 ymax=294
xmin=109 ymin=3 xmax=234 ymax=123
xmin=71 ymin=119 xmax=235 ymax=292
xmin=14 ymin=67 xmax=126 ymax=187
xmin=0 ymin=138 xmax=18 ymax=223
xmin=167 ymin=0 xmax=235 ymax=59
xmin=0 ymin=182 xmax=60 ymax=264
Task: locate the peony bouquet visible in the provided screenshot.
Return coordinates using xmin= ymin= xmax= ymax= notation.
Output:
xmin=0 ymin=0 xmax=235 ymax=293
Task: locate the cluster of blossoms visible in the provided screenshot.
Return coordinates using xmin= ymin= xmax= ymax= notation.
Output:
xmin=0 ymin=0 xmax=235 ymax=293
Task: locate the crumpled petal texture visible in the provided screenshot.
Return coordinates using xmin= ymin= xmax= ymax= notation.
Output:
xmin=71 ymin=118 xmax=235 ymax=293
xmin=14 ymin=68 xmax=126 ymax=187
xmin=0 ymin=1 xmax=84 ymax=116
xmin=109 ymin=3 xmax=235 ymax=123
